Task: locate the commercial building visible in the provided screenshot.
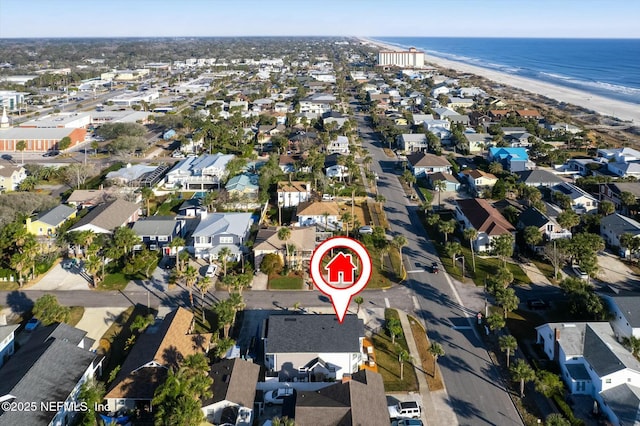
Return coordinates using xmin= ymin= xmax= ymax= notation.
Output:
xmin=377 ymin=47 xmax=425 ymax=68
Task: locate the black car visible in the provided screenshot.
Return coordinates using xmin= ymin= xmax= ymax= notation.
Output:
xmin=42 ymin=150 xmax=59 ymax=157
xmin=1 ymin=154 xmax=12 ymax=161
xmin=527 ymin=299 xmax=549 ymax=310
xmin=430 ymin=262 xmax=439 ymax=274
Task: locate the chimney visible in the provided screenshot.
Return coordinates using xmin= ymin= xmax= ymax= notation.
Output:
xmin=554 ymin=328 xmax=560 ymax=341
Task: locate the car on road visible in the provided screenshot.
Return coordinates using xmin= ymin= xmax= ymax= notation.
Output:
xmin=572 ymin=265 xmax=589 ymax=280
xmin=430 ymin=262 xmax=439 ymax=274
xmin=264 ymin=388 xmax=294 ymax=406
xmin=1 ymin=154 xmax=12 ymax=161
xmin=359 ymin=226 xmax=373 ymax=234
xmin=25 ymin=318 xmax=40 ymax=331
xmin=527 ymin=299 xmax=550 ymax=310
xmin=205 ymin=264 xmax=218 ymax=278
xmin=42 ymin=150 xmax=60 ymax=157
xmin=391 ymin=420 xmax=423 ymax=426
xmin=388 ymin=401 xmax=422 ymax=420
xmin=62 ymin=258 xmax=78 ymax=269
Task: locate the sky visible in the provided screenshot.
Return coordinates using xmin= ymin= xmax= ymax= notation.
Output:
xmin=1 ymin=0 xmax=639 ymax=39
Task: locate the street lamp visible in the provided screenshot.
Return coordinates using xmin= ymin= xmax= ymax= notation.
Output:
xmin=456 ymin=255 xmax=465 ymax=278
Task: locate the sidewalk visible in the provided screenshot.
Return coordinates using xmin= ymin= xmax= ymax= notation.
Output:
xmin=397 ymin=310 xmax=458 ymax=426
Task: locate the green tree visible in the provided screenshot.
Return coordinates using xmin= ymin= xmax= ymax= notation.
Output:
xmin=535 ymin=370 xmax=564 ymax=398
xmin=510 ymin=359 xmax=535 ymax=398
xmin=438 ymin=219 xmax=456 ymax=243
xmin=32 ymin=294 xmax=71 ymax=325
xmin=112 ymin=226 xmax=141 ymax=258
xmin=620 ymin=233 xmax=640 ymax=258
xmin=213 ymin=298 xmax=236 ymax=339
xmin=496 ymin=287 xmax=519 ymax=319
xmin=491 ymin=233 xmax=514 ymax=266
xmin=130 ymin=314 xmax=155 ymax=333
xmin=557 ymin=210 xmax=580 ymax=231
xmin=218 ymin=247 xmax=232 ymax=277
xmin=398 ymin=349 xmax=412 ymax=380
xmin=387 ymin=318 xmax=403 ymax=345
xmin=629 ymin=336 xmax=640 ymax=357
xmin=196 ymin=276 xmax=212 ymax=322
xmin=140 ymin=186 xmax=154 ymax=216
xmin=392 ymin=235 xmax=408 ymax=275
xmin=16 ymin=140 xmax=26 ymax=165
xmin=58 ymin=136 xmax=72 ymax=151
xmin=486 ymin=313 xmax=505 ymax=333
xmin=428 ymin=341 xmax=445 ymax=366
xmin=620 ymin=191 xmax=637 ymax=215
xmin=499 ymin=334 xmax=518 ymax=367
xmin=76 ymin=381 xmax=105 ymax=426
xmin=433 ymin=179 xmax=446 ymax=209
xmin=354 ymin=296 xmax=364 ymax=314
xmin=463 ymin=227 xmax=478 ymax=272
xmin=599 ymin=200 xmax=615 ymax=216
xmin=523 ymin=226 xmax=543 ymax=249
xmin=545 ymin=413 xmax=571 ymax=426
xmin=183 ymin=265 xmax=198 ymax=308
xmin=444 ymin=241 xmax=462 ymax=268
xmin=260 ymin=253 xmax=283 ymax=275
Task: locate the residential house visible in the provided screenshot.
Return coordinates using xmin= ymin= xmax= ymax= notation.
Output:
xmin=279 ymin=154 xmax=297 ymax=174
xmin=412 ymin=113 xmax=433 ymax=125
xmin=105 ymin=163 xmax=169 ymax=188
xmin=488 ymin=147 xmax=530 ymax=172
xmin=489 ymin=109 xmax=510 ymax=120
xmin=294 ymin=369 xmax=390 ymax=426
xmin=132 ymin=216 xmax=184 ymax=254
xmin=431 ymin=85 xmax=450 ymax=97
xmin=454 ymin=198 xmax=516 ymax=252
xmin=253 ymin=226 xmax=317 ymax=271
xmin=428 ymin=171 xmax=460 ymax=192
xmin=263 ymin=314 xmax=365 ymax=381
xmin=536 ymin=322 xmax=640 ymax=426
xmin=225 ymin=174 xmax=259 ymax=200
xmin=550 ymin=182 xmax=599 ymax=213
xmin=66 ymin=189 xmax=116 ymax=208
xmin=25 ymin=204 xmax=76 ymax=237
xmin=104 ymin=308 xmax=211 ymax=413
xmin=178 ymin=198 xmax=206 ymax=217
xmin=201 ymin=358 xmax=260 ymax=425
xmin=324 ymin=154 xmax=349 ymax=180
xmin=544 ymin=122 xmax=582 ymax=134
xmin=461 ymin=169 xmax=498 ymax=196
xmin=298 ymin=94 xmax=335 ymax=116
xmin=603 ymin=294 xmax=640 ymax=340
xmin=599 ymin=182 xmax=640 ymax=214
xmin=0 ymin=164 xmax=26 ymax=192
xmin=296 ymin=201 xmax=341 ymax=231
xmin=565 ymin=158 xmax=600 ymax=176
xmin=69 ymin=198 xmax=140 ymax=234
xmin=515 ymin=109 xmax=543 ymax=120
xmin=447 ymin=97 xmax=474 ymax=109
xmin=406 ymin=152 xmax=452 ymax=178
xmin=466 ymin=133 xmax=492 ymax=153
xmin=504 ymin=131 xmax=533 ymax=148
xmin=398 ymin=133 xmax=428 ymax=153
xmin=0 ymin=324 xmax=19 ymax=368
xmin=326 ymin=135 xmax=350 ymax=154
xmin=277 ymin=181 xmax=312 ymax=207
xmin=517 ymin=207 xmax=571 ymax=242
xmin=165 ymin=153 xmax=235 ymax=190
xmin=597 ymin=148 xmax=640 ymax=179
xmin=257 ymin=124 xmax=286 ymax=144
xmin=516 ymin=169 xmax=565 ymax=188
xmin=0 ymin=323 xmax=102 ymax=426
xmin=192 ymin=212 xmax=253 ymax=260
xmin=600 ymin=213 xmax=640 ymax=255
xmin=322 ymin=111 xmax=348 ymax=129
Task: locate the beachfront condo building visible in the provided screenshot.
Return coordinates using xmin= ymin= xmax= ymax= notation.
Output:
xmin=378 ymin=47 xmax=425 ymax=68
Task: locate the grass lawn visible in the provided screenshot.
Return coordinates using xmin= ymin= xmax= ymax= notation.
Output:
xmin=0 ymin=281 xmax=18 ymax=291
xmin=99 ymin=272 xmax=131 ymax=291
xmin=156 ymin=197 xmax=184 ymax=216
xmin=408 ymin=316 xmax=444 ymax=391
xmin=532 ymin=258 xmax=558 ymax=283
xmin=269 ymin=273 xmax=303 ymax=290
xmin=67 ymin=306 xmax=85 ymax=327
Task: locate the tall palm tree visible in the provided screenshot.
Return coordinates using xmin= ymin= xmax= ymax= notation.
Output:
xmin=218 ymin=247 xmax=232 ymax=277
xmin=16 ymin=140 xmax=26 ymax=165
xmin=112 ymin=226 xmax=141 ymax=258
xmin=183 ymin=265 xmax=198 ymax=309
xmin=510 ymin=359 xmax=535 ymax=398
xmin=463 ymin=227 xmax=478 ymax=272
xmin=354 ymin=296 xmax=364 ymax=314
xmin=438 ymin=219 xmax=456 ymax=243
xmin=168 ymin=236 xmax=186 ymax=270
xmin=196 ymin=277 xmax=212 ymax=322
xmin=499 ymin=335 xmax=518 ymax=367
xmin=428 ymin=342 xmax=445 ymax=374
xmin=434 ymin=180 xmax=446 ymax=209
xmin=392 ymin=235 xmax=407 ymax=275
xmin=398 ymin=349 xmax=412 ymax=380
xmin=84 ymin=255 xmax=102 ymax=287
xmin=140 ymin=186 xmax=154 ymax=216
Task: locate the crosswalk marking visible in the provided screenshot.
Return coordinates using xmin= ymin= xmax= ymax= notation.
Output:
xmin=384 ymin=297 xmax=390 ymax=308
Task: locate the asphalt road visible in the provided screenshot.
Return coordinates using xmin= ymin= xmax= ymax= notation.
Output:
xmin=354 ymin=110 xmax=523 ymax=426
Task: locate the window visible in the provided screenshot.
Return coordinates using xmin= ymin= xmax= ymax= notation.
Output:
xmin=220 ymin=236 xmax=233 ymax=244
xmin=158 ymin=236 xmax=168 ymax=242
xmin=605 ymin=378 xmax=611 ymax=384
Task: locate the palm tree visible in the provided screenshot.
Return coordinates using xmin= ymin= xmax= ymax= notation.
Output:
xmin=112 ymin=226 xmax=141 ymax=258
xmin=629 ymin=336 xmax=640 ymax=357
xmin=213 ymin=299 xmax=236 ymax=339
xmin=398 ymin=349 xmax=412 ymax=380
xmin=169 ymin=236 xmax=186 ymax=270
xmin=183 ymin=265 xmax=198 ymax=308
xmin=486 ymin=313 xmax=505 ymax=333
xmin=428 ymin=342 xmax=445 ymax=373
xmin=84 ymin=255 xmax=102 ymax=287
xmin=354 ymin=296 xmax=364 ymax=314
xmin=387 ymin=318 xmax=403 ymax=345
xmin=499 ymin=335 xmax=518 ymax=367
xmin=497 ymin=288 xmax=520 ymax=319
xmin=510 ymin=359 xmax=535 ymax=398
xmin=16 ymin=140 xmax=26 ymax=165
xmin=196 ymin=277 xmax=212 ymax=322
xmin=444 ymin=241 xmax=462 ymax=268
xmin=277 ymin=226 xmax=291 ymax=267
xmin=140 ymin=187 xmax=154 ymax=216
xmin=438 ymin=219 xmax=456 ymax=243
xmin=286 ymin=244 xmax=297 ymax=270
xmin=392 ymin=235 xmax=407 ymax=275
xmin=218 ymin=247 xmax=232 ymax=277
xmin=463 ymin=227 xmax=478 ymax=272
xmin=341 ymin=212 xmax=352 ymax=235
xmin=434 ymin=180 xmax=446 ymax=209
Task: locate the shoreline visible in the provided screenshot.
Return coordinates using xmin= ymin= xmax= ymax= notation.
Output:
xmin=360 ymin=37 xmax=640 ymax=125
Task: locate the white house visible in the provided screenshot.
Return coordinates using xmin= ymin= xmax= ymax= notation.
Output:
xmin=551 ymin=182 xmax=599 ymax=213
xmin=465 ymin=133 xmax=493 ymax=153
xmin=324 ymin=154 xmax=349 ymax=180
xmin=454 ymin=198 xmax=516 ymax=252
xmin=461 ymin=169 xmax=498 ymax=195
xmin=296 ymin=201 xmax=341 ymax=231
xmin=536 ymin=322 xmax=640 ymax=426
xmin=165 ymin=153 xmax=235 ymax=190
xmin=326 ymin=135 xmax=350 ymax=154
xmin=0 ymin=324 xmax=19 ymax=368
xmin=264 ymin=315 xmax=365 ymax=381
xmin=277 ymin=181 xmax=311 ymax=207
xmin=603 ymin=295 xmax=640 ymax=340
xmin=192 ymin=212 xmax=253 ymax=260
xmin=398 ymin=134 xmax=428 ymax=153
xmin=600 ymin=213 xmax=640 ymax=254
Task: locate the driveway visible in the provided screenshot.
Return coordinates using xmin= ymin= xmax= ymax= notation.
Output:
xmin=28 ymin=263 xmax=91 ymax=291
xmin=596 ymin=251 xmax=640 ymax=290
xmin=74 ymin=307 xmax=128 ymax=350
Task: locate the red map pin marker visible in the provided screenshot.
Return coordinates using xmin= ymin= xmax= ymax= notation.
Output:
xmin=310 ymin=237 xmax=372 ymax=323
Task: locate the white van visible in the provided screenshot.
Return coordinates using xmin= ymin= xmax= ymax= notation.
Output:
xmin=205 ymin=264 xmax=218 ymax=277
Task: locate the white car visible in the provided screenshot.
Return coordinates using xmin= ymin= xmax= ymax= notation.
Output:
xmin=572 ymin=265 xmax=589 ymax=280
xmin=322 ymin=194 xmax=335 ymax=201
xmin=205 ymin=264 xmax=218 ymax=277
xmin=264 ymin=388 xmax=294 ymax=406
xmin=359 ymin=226 xmax=374 ymax=234
xmin=388 ymin=401 xmax=422 ymax=420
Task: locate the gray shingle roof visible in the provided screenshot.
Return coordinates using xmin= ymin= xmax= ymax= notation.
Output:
xmin=192 ymin=212 xmax=253 ymax=239
xmin=70 ymin=198 xmax=139 ymax=233
xmin=600 ymin=383 xmax=640 ymax=425
xmin=610 ymin=296 xmax=640 ymax=328
xmin=516 ymin=169 xmax=564 ymax=186
xmin=583 ymin=323 xmax=640 ymax=377
xmin=518 ymin=207 xmax=550 ymax=229
xmin=0 ymin=324 xmax=96 ymax=425
xmin=265 ymin=314 xmax=364 ymax=354
xmin=204 ymin=358 xmax=260 ymax=408
xmin=601 ymin=213 xmax=640 ymax=236
xmin=132 ymin=216 xmax=180 ymax=237
xmin=34 ymin=204 xmax=76 ymax=227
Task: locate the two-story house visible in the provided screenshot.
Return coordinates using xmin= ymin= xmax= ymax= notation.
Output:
xmin=192 ymin=212 xmax=253 ymax=260
xmin=0 ymin=324 xmax=19 ymax=368
xmin=461 ymin=169 xmax=498 ymax=196
xmin=296 ymin=201 xmax=341 ymax=231
xmin=263 ymin=314 xmax=365 ymax=381
xmin=550 ymin=182 xmax=599 ymax=214
xmin=326 ymin=135 xmax=350 ymax=155
xmin=603 ymin=294 xmax=640 ymax=340
xmin=398 ymin=134 xmax=428 ymax=153
xmin=165 ymin=153 xmax=235 ymax=190
xmin=324 ymin=153 xmax=349 ymax=180
xmin=599 ymin=182 xmax=640 ymax=214
xmin=406 ymin=152 xmax=452 ymax=178
xmin=253 ymin=226 xmax=317 ymax=271
xmin=598 ymin=147 xmax=640 ymax=179
xmin=465 ymin=133 xmax=493 ymax=153
xmin=277 ymin=181 xmax=311 ymax=207
xmin=454 ymin=198 xmax=516 ymax=252
xmin=0 ymin=164 xmax=26 ymax=192
xmin=517 ymin=207 xmax=571 ymax=243
xmin=488 ymin=147 xmax=530 ymax=172
xmin=132 ymin=216 xmax=184 ymax=254
xmin=25 ymin=204 xmax=76 ymax=237
xmin=600 ymin=213 xmax=640 ymax=255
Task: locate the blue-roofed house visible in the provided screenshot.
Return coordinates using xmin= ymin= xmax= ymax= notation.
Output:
xmin=488 ymin=147 xmax=530 ymax=172
xmin=165 ymin=153 xmax=235 ymax=190
xmin=225 ymin=174 xmax=259 ymax=199
xmin=192 ymin=212 xmax=253 ymax=260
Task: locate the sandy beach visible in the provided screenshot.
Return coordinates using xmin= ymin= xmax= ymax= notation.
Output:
xmin=362 ymin=38 xmax=640 ymax=125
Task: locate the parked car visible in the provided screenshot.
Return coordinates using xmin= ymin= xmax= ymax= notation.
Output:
xmin=572 ymin=265 xmax=589 ymax=280
xmin=42 ymin=150 xmax=59 ymax=157
xmin=25 ymin=318 xmax=40 ymax=331
xmin=359 ymin=225 xmax=373 ymax=234
xmin=322 ymin=194 xmax=335 ymax=201
xmin=392 ymin=420 xmax=423 ymax=426
xmin=264 ymin=388 xmax=294 ymax=406
xmin=1 ymin=154 xmax=12 ymax=161
xmin=205 ymin=264 xmax=218 ymax=278
xmin=527 ymin=299 xmax=550 ymax=310
xmin=62 ymin=259 xmax=76 ymax=269
xmin=388 ymin=401 xmax=422 ymax=420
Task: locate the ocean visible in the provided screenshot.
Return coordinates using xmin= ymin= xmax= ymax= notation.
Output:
xmin=375 ymin=37 xmax=640 ymax=105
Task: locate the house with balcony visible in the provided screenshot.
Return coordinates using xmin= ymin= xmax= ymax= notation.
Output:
xmin=253 ymin=226 xmax=316 ymax=271
xmin=406 ymin=152 xmax=452 ymax=178
xmin=517 ymin=207 xmax=571 ymax=243
xmin=263 ymin=314 xmax=365 ymax=381
xmin=132 ymin=216 xmax=184 ymax=255
xmin=536 ymin=322 xmax=640 ymax=426
xmin=326 ymin=135 xmax=349 ymax=154
xmin=0 ymin=323 xmax=102 ymax=426
xmin=600 ymin=213 xmax=640 ymax=256
xmin=192 ymin=212 xmax=253 ymax=260
xmin=277 ymin=181 xmax=311 ymax=207
xmin=296 ymin=201 xmax=341 ymax=231
xmin=454 ymin=198 xmax=516 ymax=252
xmin=488 ymin=147 xmax=530 ymax=172
xmin=550 ymin=182 xmax=599 ymax=214
xmin=324 ymin=153 xmax=349 ymax=180
xmin=466 ymin=133 xmax=492 ymax=153
xmin=165 ymin=153 xmax=235 ymax=190
xmin=398 ymin=133 xmax=428 ymax=153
